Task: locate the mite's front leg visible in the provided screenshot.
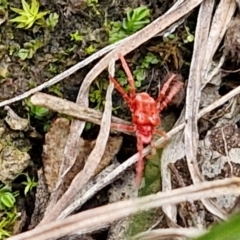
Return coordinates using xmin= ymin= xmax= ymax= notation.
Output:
xmin=135 ymin=136 xmax=144 ymax=186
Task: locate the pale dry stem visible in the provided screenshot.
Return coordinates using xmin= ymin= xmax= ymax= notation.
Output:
xmin=40 ymin=79 xmax=114 ymax=224
xmin=184 ymin=0 xmax=236 ymax=220
xmin=8 ymin=178 xmax=240 ymax=240
xmin=132 ymin=227 xmax=206 ymax=240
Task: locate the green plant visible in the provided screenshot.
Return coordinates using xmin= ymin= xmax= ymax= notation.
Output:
xmin=48 ymin=64 xmax=58 ymax=74
xmin=70 ymin=30 xmax=83 ymax=42
xmin=45 ymin=12 xmax=59 ymax=30
xmin=89 ymin=79 xmax=108 ymax=111
xmin=108 ymin=6 xmax=150 ymax=43
xmin=25 ymin=98 xmax=50 ymax=119
xmin=85 ymin=44 xmax=96 ymax=55
xmin=0 ymin=185 xmax=18 ymax=239
xmin=49 ymin=84 xmax=63 ymax=97
xmin=0 ymin=0 xmax=8 ymax=9
xmin=28 ymin=79 xmax=37 ymax=88
xmin=9 ymin=0 xmax=50 ymax=29
xmin=21 ymin=173 xmax=37 ymax=195
xmin=18 ymin=39 xmax=43 ymax=60
xmin=87 ymin=0 xmax=100 ymax=15
xmin=183 ymin=25 xmax=194 ymax=43
xmin=0 ymin=208 xmax=18 ymax=239
xmin=0 ymin=219 xmax=11 ymax=239
xmin=0 ymin=185 xmax=18 ymax=210
xmin=195 ymin=212 xmax=240 ymax=240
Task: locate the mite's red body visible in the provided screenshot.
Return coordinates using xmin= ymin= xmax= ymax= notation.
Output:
xmin=109 ymin=54 xmax=183 ymax=186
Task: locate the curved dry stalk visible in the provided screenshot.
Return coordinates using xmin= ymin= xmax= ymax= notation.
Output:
xmin=8 ymin=178 xmax=240 ymax=240
xmin=40 ymin=81 xmax=114 ymax=224
xmin=184 ymin=0 xmax=236 ymax=220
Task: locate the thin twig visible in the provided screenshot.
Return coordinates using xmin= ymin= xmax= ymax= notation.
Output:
xmin=30 ymin=92 xmax=133 ymax=134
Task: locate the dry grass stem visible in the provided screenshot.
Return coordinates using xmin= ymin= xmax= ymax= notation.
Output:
xmin=59 ymin=162 xmax=120 ymax=219
xmin=132 ymin=227 xmax=206 ymax=240
xmin=40 ymin=81 xmax=114 ymax=224
xmin=184 ymin=0 xmax=236 ymax=220
xmin=8 ymin=178 xmax=240 ymax=240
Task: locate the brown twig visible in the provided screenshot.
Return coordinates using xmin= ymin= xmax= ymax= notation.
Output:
xmin=30 ymin=92 xmax=132 ymax=134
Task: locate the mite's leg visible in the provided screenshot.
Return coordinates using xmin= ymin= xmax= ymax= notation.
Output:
xmin=158 ymin=80 xmax=183 ymax=112
xmin=135 ymin=136 xmax=144 ymax=186
xmin=156 ymin=74 xmax=176 ymax=104
xmin=118 ymin=54 xmax=136 ymax=99
xmin=111 ymin=123 xmax=135 ymax=134
xmin=156 ymin=73 xmax=183 ymax=112
xmin=109 ymin=75 xmax=134 ymax=111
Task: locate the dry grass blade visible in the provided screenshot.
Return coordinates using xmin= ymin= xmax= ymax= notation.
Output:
xmin=40 ymin=81 xmax=114 ymax=224
xmin=184 ymin=0 xmax=236 ymax=219
xmin=202 ymin=0 xmax=237 ymax=80
xmin=8 ymin=178 xmax=240 ymax=240
xmin=161 ymin=0 xmax=214 ymax=223
xmin=132 ymin=228 xmax=206 ymax=240
xmin=185 ymin=0 xmax=214 ymax=185
xmin=59 ymin=162 xmax=120 ymax=219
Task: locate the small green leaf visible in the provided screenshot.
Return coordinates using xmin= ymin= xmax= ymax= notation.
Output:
xmin=18 ymin=49 xmax=29 ymax=60
xmin=31 ymin=0 xmax=39 ymax=16
xmin=134 ymin=7 xmax=150 ymax=20
xmin=0 ymin=192 xmax=15 ymax=208
xmin=9 ymin=15 xmax=28 ymax=23
xmin=21 ymin=0 xmax=31 ymax=15
xmin=10 ymin=0 xmax=50 ymax=29
xmin=187 ymin=34 xmax=194 ymax=42
xmin=10 ymin=7 xmax=25 ymax=15
xmin=168 ymin=33 xmax=176 ymax=39
xmin=195 ymin=212 xmax=240 ymax=240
